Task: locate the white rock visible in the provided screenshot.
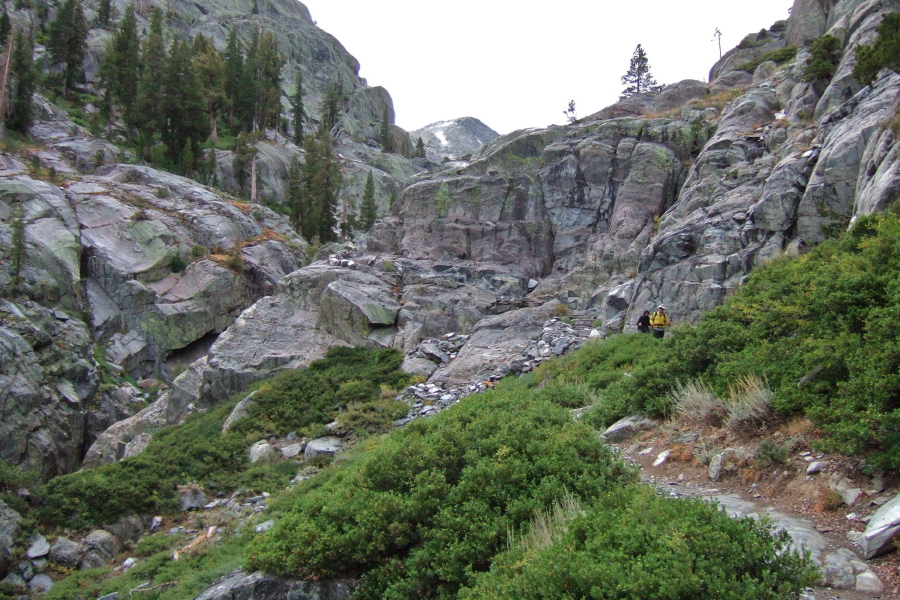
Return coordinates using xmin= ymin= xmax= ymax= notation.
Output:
xmin=855 ymin=570 xmax=884 ymax=594
xmin=247 ymin=440 xmax=276 ymax=464
xmin=653 ymin=450 xmax=671 ymax=467
xmin=122 ymin=557 xmax=137 ymax=569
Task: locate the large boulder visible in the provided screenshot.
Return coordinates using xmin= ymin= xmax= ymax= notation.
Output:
xmin=0 ymin=500 xmax=22 ymax=577
xmin=193 ymin=570 xmax=352 ymax=600
xmin=860 ymin=491 xmax=900 ymax=559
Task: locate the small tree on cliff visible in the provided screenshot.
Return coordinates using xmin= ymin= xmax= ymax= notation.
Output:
xmin=620 ymin=44 xmax=661 ymax=99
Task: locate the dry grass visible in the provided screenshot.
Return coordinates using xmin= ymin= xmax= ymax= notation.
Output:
xmin=814 ymin=487 xmax=845 ymax=514
xmin=782 ymin=415 xmax=815 ymax=437
xmin=508 ymin=491 xmax=582 ymax=554
xmin=688 ymin=87 xmax=747 ymax=111
xmin=726 ymin=374 xmax=775 ymax=432
xmin=670 ymin=380 xmax=725 ymax=426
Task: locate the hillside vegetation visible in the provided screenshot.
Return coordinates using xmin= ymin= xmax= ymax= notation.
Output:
xmin=540 ymin=209 xmax=900 ymax=470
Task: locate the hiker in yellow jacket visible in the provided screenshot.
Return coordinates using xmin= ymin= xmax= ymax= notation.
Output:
xmin=649 ymin=305 xmax=670 ymax=339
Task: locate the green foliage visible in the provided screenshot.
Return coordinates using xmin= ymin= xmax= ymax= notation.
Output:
xmin=620 ymin=44 xmax=660 ymax=99
xmin=853 ymin=12 xmax=900 ymax=85
xmin=737 ymin=45 xmax=798 ymax=73
xmin=246 ymin=381 xmax=638 ymax=599
xmin=550 ymin=212 xmax=900 ymax=469
xmin=801 ymin=35 xmax=842 ymax=83
xmin=230 ymin=346 xmax=410 ymax=439
xmin=460 ymin=485 xmax=817 ymax=600
xmin=8 ymin=204 xmax=25 ymax=291
xmin=38 ymin=347 xmax=409 ymax=529
xmin=434 ymin=182 xmax=453 ymax=217
xmin=379 ymin=107 xmax=394 ymax=152
xmin=169 ymin=251 xmax=187 ymax=273
xmin=47 ymin=0 xmax=87 ymax=97
xmin=296 ymin=129 xmax=342 ymax=243
xmin=6 ymin=30 xmax=36 ymax=134
xmin=358 ymin=170 xmax=378 ymax=230
xmin=291 ymin=72 xmax=305 ymax=145
xmin=755 ymin=437 xmax=790 ymax=468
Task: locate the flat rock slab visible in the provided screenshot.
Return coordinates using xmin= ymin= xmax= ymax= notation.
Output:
xmin=861 ymin=491 xmax=900 ymax=559
xmin=708 ymin=494 xmax=881 ymax=593
xmin=194 ymin=570 xmax=352 ymax=600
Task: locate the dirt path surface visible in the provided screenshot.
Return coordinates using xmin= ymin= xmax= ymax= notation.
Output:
xmin=611 ymin=425 xmax=899 ymax=600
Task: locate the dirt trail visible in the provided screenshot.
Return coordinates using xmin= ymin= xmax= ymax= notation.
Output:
xmin=612 ymin=429 xmax=899 ymax=600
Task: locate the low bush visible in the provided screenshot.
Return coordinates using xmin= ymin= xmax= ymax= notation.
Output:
xmin=246 ymin=384 xmax=638 ymax=600
xmin=802 ymin=35 xmax=842 ymax=83
xmin=670 ymin=379 xmax=724 ymax=425
xmin=460 ymin=486 xmax=818 ymax=600
xmin=737 ymin=46 xmax=798 ymax=73
xmin=853 ymin=12 xmax=900 ymax=85
xmin=39 ymin=347 xmax=411 ymax=529
xmin=726 ymin=374 xmax=774 ymax=432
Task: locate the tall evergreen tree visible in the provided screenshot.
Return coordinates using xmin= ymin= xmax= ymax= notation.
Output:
xmin=161 ymin=38 xmax=208 ymax=166
xmin=134 ymin=8 xmax=166 ymax=157
xmin=193 ymin=34 xmax=226 ymax=145
xmin=47 ymin=0 xmax=88 ymax=98
xmin=379 ymin=107 xmax=393 ymax=152
xmin=320 ymin=82 xmax=343 ymax=134
xmin=237 ymin=27 xmax=260 ymax=131
xmin=108 ymin=4 xmax=140 ymax=124
xmin=300 ymin=126 xmax=341 ymax=243
xmin=620 ymin=44 xmax=659 ymax=99
xmin=358 ymin=171 xmax=377 ymax=230
xmin=286 ymin=154 xmax=304 ymax=232
xmin=97 ymin=0 xmax=112 ymax=27
xmin=0 ymin=8 xmax=11 ymax=46
xmin=415 ymin=137 xmax=426 ymax=158
xmin=291 ymin=72 xmax=305 ymax=145
xmin=254 ymin=31 xmax=283 ymax=131
xmin=6 ymin=29 xmax=35 ymax=134
xmin=222 ymin=27 xmax=245 ymax=127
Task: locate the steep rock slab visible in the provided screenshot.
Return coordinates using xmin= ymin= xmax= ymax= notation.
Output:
xmin=429 ymin=302 xmax=561 ymax=386
xmin=0 ymin=301 xmax=97 ymax=478
xmin=798 ymin=73 xmax=900 ymax=244
xmin=0 ymin=178 xmax=82 ymax=310
xmin=317 ymin=277 xmax=401 ymax=348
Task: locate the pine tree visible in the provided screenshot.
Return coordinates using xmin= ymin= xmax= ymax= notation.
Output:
xmin=358 ymin=170 xmax=377 ymax=230
xmin=161 ymin=38 xmax=208 ymax=165
xmin=286 ymin=154 xmax=304 ymax=232
xmin=0 ymin=8 xmax=10 ymax=46
xmin=134 ymin=8 xmax=166 ymax=156
xmin=193 ymin=34 xmax=226 ymax=146
xmin=97 ymin=0 xmax=112 ymax=27
xmin=108 ymin=4 xmax=140 ymax=126
xmin=9 ymin=204 xmax=25 ymax=291
xmin=300 ymin=128 xmax=341 ymax=243
xmin=6 ymin=30 xmax=35 ymax=134
xmin=222 ymin=27 xmax=244 ymax=127
xmin=237 ymin=27 xmax=260 ymax=131
xmin=292 ymin=72 xmax=305 ymax=145
xmin=620 ymin=44 xmax=660 ymax=99
xmin=254 ymin=31 xmax=283 ymax=131
xmin=415 ymin=137 xmax=426 ymax=158
xmin=379 ymin=107 xmax=393 ymax=152
xmin=48 ymin=0 xmax=88 ymax=98
xmin=232 ymin=130 xmax=263 ymax=200
xmin=320 ymin=82 xmax=343 ymax=134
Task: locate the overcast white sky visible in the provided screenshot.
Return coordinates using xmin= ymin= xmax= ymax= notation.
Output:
xmin=301 ymin=0 xmax=796 ymax=135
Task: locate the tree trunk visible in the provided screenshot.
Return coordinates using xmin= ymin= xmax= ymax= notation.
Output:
xmin=0 ymin=32 xmax=13 ymax=139
xmin=250 ymin=155 xmax=257 ymax=203
xmin=209 ymin=109 xmax=218 ymax=146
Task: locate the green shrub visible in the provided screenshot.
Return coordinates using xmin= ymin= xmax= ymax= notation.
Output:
xmin=736 ymin=46 xmax=798 ymax=73
xmin=169 ymin=251 xmax=187 ymax=273
xmin=853 ymin=12 xmax=900 ymax=85
xmin=755 ymin=437 xmax=789 ymax=468
xmin=459 ymin=486 xmax=818 ymax=600
xmin=246 ymin=384 xmax=637 ymax=599
xmin=39 ymin=347 xmax=410 ymax=529
xmin=801 ymin=35 xmax=842 ymax=83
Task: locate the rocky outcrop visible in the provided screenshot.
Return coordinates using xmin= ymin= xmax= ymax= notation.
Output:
xmin=193 ymin=570 xmax=352 ymax=600
xmin=409 ymin=117 xmax=500 ymax=162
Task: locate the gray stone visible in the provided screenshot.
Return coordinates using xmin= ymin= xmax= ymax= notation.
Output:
xmin=860 ymin=491 xmax=900 ymax=559
xmin=28 ymin=573 xmax=53 ymax=592
xmin=193 ymin=570 xmax=352 ymax=600
xmin=806 ymin=461 xmax=826 ymax=475
xmin=0 ymin=500 xmax=22 ymax=576
xmin=223 ymin=391 xmax=258 ymax=433
xmin=83 ymin=530 xmax=121 ymax=563
xmin=98 ymin=593 xmax=120 ymax=600
xmin=49 ymin=537 xmax=84 ymax=568
xmin=652 ymin=450 xmax=671 ymax=467
xmin=855 ymin=570 xmax=884 ymax=594
xmin=304 ymin=437 xmax=344 ymax=459
xmin=26 ymin=534 xmax=50 ymax=559
xmin=280 ymin=443 xmax=305 ymax=459
xmin=248 ymin=441 xmax=276 ymax=464
xmin=1 ymin=571 xmax=26 ymax=588
xmin=254 ymin=520 xmax=275 ymax=534
xmin=180 ymin=488 xmax=208 ymax=512
xmin=600 ymin=415 xmax=656 ymax=443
